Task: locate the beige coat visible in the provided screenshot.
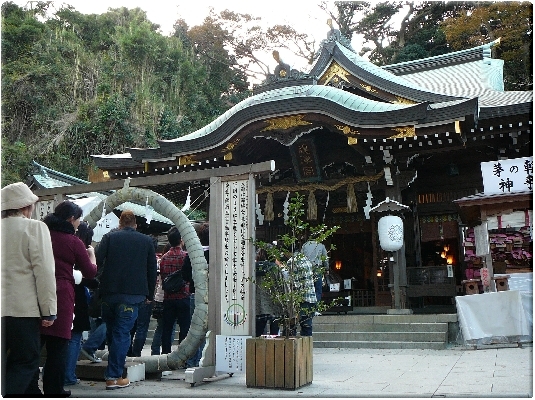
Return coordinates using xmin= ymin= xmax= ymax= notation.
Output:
xmin=1 ymin=215 xmax=57 ymax=318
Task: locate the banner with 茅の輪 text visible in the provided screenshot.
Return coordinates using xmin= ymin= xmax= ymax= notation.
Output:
xmin=481 ymin=156 xmax=533 ymax=194
xmin=219 ymin=178 xmax=254 ymax=336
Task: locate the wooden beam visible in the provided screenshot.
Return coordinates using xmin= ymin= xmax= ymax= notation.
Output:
xmin=34 ymin=160 xmax=275 ymax=198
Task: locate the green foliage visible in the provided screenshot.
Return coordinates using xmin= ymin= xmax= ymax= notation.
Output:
xmin=252 ymin=193 xmax=339 ymax=338
xmin=329 ymin=1 xmax=531 ymax=88
xmin=1 ymin=2 xmax=250 ymax=181
xmin=442 ymin=2 xmax=533 ymax=90
xmin=1 ymin=139 xmax=33 ymax=186
xmin=183 ymin=208 xmax=207 ymax=221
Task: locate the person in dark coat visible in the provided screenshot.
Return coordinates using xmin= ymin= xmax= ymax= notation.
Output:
xmin=27 ymin=201 xmax=97 ymax=397
xmin=95 ymin=210 xmax=157 ymax=390
xmin=64 ymin=221 xmax=100 ymax=386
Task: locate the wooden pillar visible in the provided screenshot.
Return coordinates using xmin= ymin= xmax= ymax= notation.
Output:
xmin=371 ymin=212 xmax=379 ymax=304
xmin=479 ymin=209 xmax=496 ymax=292
xmin=385 ymin=169 xmax=411 ymax=313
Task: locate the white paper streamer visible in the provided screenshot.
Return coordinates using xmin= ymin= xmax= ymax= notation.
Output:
xmin=145 ymin=196 xmax=153 ymax=225
xmin=255 ymin=193 xmax=264 ymax=225
xmin=283 ymin=191 xmax=290 ymax=224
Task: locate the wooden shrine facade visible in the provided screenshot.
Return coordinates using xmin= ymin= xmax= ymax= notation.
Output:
xmin=89 ymin=28 xmax=532 ymax=311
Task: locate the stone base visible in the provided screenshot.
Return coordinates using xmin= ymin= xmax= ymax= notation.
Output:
xmin=386 ymin=308 xmax=413 ymax=315
xmin=75 ymin=360 xmax=145 ymax=382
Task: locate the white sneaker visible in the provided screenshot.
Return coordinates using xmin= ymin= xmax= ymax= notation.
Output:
xmin=80 ymin=348 xmax=102 ymax=363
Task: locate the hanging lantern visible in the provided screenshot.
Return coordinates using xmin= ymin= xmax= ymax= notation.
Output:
xmin=378 ymin=215 xmax=404 ymax=251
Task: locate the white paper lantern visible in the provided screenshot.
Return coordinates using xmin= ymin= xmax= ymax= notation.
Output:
xmin=378 ymin=215 xmax=404 ymax=251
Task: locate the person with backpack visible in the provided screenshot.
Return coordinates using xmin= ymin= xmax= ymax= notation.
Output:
xmin=159 ymin=226 xmax=192 ymax=355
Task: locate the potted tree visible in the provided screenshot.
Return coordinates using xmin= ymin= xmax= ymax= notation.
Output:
xmin=246 ymin=193 xmax=339 ymax=389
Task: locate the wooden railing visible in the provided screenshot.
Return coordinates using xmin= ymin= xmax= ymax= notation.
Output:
xmin=351 ymin=289 xmax=375 ymax=307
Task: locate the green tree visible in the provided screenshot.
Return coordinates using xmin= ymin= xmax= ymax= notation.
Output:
xmin=321 ymin=1 xmax=475 ymax=65
xmin=1 ymin=139 xmax=33 ymax=185
xmin=2 ymin=2 xmax=250 ymax=184
xmin=320 ymin=1 xmax=531 ymax=89
xmin=442 ymin=2 xmax=533 ymax=90
xmin=252 ymin=193 xmax=339 ymax=338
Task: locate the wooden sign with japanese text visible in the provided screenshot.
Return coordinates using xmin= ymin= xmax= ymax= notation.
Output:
xmin=481 ymin=156 xmax=533 ymax=194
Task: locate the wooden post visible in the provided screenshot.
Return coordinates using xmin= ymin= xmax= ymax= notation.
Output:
xmin=265 ymin=339 xmax=275 ymax=388
xmin=245 ymin=338 xmax=256 ymax=387
xmin=274 ymin=339 xmax=285 ymax=388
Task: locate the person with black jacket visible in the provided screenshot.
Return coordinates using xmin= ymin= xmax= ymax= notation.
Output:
xmin=95 ymin=210 xmax=157 ymax=390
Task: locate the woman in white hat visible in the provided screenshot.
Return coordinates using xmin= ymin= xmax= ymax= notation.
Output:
xmin=1 ymin=182 xmax=57 ymax=396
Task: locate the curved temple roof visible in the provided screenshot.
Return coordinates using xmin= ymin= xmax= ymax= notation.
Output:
xmin=92 ymin=34 xmax=531 ymax=171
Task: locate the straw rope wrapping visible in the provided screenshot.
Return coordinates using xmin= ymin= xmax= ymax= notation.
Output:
xmin=84 ymin=187 xmax=208 ymax=372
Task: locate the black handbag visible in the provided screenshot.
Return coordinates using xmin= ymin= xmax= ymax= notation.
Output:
xmin=162 ymin=269 xmax=184 ymax=293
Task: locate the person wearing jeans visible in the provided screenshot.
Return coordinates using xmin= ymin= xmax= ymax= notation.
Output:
xmin=185 ymin=293 xmax=204 ymax=367
xmin=101 ymin=300 xmax=139 ymax=379
xmin=80 ymin=321 xmax=107 ymax=362
xmin=96 ymin=210 xmax=157 ymax=390
xmin=128 ymin=300 xmax=153 ymax=357
xmin=64 ymin=331 xmax=83 ymax=385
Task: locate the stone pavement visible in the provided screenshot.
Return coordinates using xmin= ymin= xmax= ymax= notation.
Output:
xmin=59 ymin=343 xmax=533 ymax=398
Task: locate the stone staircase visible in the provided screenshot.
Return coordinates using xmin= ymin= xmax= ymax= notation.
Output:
xmin=313 ymin=313 xmax=458 ymax=350
xmin=144 ymin=313 xmax=458 ymax=350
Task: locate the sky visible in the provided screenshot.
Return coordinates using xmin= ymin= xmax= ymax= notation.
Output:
xmin=15 ymin=0 xmax=350 ymax=75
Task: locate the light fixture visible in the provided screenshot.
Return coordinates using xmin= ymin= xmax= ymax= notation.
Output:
xmin=377 ymin=269 xmax=382 ymax=277
xmin=443 ymin=244 xmax=450 ymax=252
xmin=447 ymin=255 xmax=454 ymax=265
xmin=335 ymin=260 xmax=342 ymax=270
xmin=440 ymin=251 xmax=447 ymax=259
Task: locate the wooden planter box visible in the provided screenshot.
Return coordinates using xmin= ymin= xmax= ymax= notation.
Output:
xmin=245 ymin=336 xmax=313 ymax=390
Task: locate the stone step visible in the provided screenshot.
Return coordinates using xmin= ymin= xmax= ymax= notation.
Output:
xmin=313 ymin=331 xmax=447 ymax=342
xmin=75 ymin=360 xmax=145 ymax=382
xmin=310 ymin=313 xmax=456 ymax=349
xmin=313 ymin=340 xmax=448 ymax=350
xmin=314 ymin=322 xmax=448 ymax=333
xmin=314 ymin=313 xmax=457 ymax=324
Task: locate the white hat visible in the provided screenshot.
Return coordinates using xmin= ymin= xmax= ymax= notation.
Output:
xmin=1 ymin=182 xmax=39 ymax=211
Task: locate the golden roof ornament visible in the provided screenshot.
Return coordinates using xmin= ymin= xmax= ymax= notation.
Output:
xmin=260 ymin=115 xmax=312 ymax=131
xmin=387 ymin=126 xmax=416 ymax=139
